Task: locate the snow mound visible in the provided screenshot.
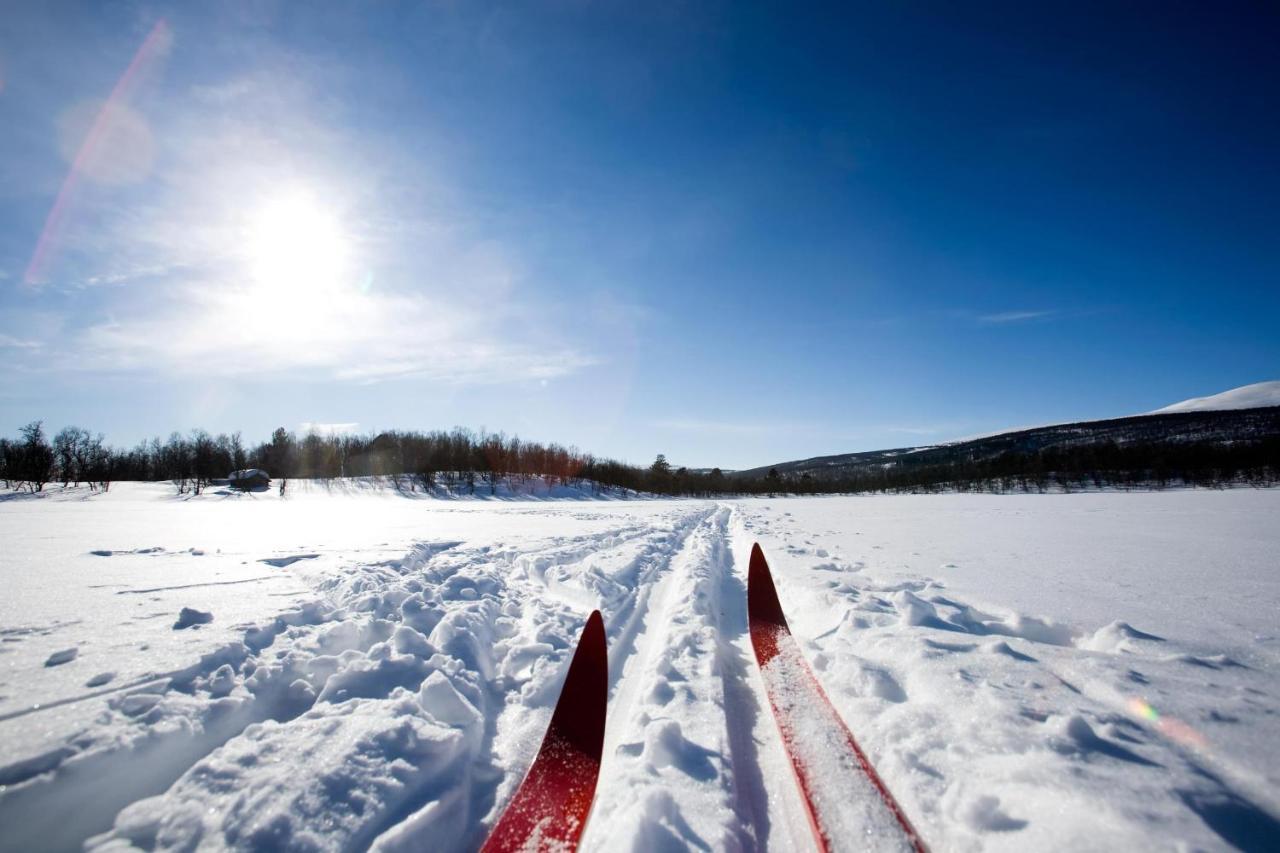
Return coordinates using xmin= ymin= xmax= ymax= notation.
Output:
xmin=1078 ymin=620 xmax=1165 ymax=653
xmin=1151 ymin=380 xmax=1280 ymax=413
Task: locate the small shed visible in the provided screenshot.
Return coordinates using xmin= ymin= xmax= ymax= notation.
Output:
xmin=228 ymin=469 xmax=272 ymax=490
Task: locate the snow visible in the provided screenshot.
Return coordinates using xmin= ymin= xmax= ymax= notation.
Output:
xmin=2 ymin=482 xmax=1279 ymax=851
xmin=1152 ymin=380 xmax=1280 ymax=413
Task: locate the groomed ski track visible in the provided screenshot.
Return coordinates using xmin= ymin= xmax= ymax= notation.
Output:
xmin=580 ymin=504 xmax=812 ymax=851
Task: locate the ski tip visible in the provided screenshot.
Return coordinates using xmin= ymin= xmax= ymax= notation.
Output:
xmin=584 ymin=608 xmax=605 ymax=641
xmin=481 ymin=610 xmax=608 ymax=853
xmin=548 ymin=609 xmax=608 ymax=759
xmin=580 ymin=610 xmax=606 ymax=676
xmin=747 ymin=543 xmax=788 ymax=629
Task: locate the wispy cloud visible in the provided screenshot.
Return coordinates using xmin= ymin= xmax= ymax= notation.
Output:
xmin=13 ymin=38 xmax=599 ymax=388
xmin=0 ymin=334 xmax=43 ymax=350
xmin=62 ymin=284 xmax=594 ymax=385
xmin=976 ymin=309 xmax=1055 ymax=325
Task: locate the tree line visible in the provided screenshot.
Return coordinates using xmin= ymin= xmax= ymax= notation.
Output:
xmin=2 ymin=420 xmax=1276 ymax=497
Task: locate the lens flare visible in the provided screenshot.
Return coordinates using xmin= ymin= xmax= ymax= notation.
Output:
xmin=1127 ymin=697 xmax=1208 ymax=750
xmin=24 ymin=19 xmax=172 ymax=285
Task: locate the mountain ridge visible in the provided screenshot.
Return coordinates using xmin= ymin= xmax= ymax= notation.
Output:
xmin=1151 ymin=380 xmax=1280 ymax=414
xmin=735 ymin=381 xmax=1280 ymax=481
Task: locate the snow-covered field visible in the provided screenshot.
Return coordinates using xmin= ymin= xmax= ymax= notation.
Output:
xmin=1 ymin=483 xmax=1277 ymax=852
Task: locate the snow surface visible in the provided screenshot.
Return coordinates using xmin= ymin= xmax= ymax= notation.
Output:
xmin=1 ymin=482 xmax=1278 ymax=851
xmin=1151 ymin=380 xmax=1280 ymax=413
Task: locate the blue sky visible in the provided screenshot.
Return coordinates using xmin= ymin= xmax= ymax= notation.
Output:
xmin=1 ymin=2 xmax=1276 ymax=469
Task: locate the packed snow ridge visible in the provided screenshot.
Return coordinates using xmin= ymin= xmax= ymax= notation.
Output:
xmin=1 ymin=483 xmax=1278 ymax=851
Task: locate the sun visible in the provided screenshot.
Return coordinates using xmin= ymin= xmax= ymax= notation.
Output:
xmin=245 ymin=189 xmax=350 ymax=298
xmin=227 ymin=185 xmax=363 ymax=346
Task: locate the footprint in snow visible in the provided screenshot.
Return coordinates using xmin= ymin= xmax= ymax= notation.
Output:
xmin=45 ymin=648 xmax=78 ymax=667
xmin=92 ymin=547 xmax=167 ymax=556
xmin=960 ymin=795 xmax=1027 ymax=832
xmin=640 ymin=720 xmax=718 ymax=781
xmin=173 ymin=607 xmax=213 ymax=630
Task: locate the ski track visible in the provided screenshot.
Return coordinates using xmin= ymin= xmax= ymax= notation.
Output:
xmin=3 ymin=490 xmax=1279 ymax=852
xmin=581 ymin=505 xmax=749 ymax=851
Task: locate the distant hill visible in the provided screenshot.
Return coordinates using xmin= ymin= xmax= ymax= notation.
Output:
xmin=735 ymin=382 xmax=1280 ymax=487
xmin=1150 ymin=380 xmax=1280 ymax=414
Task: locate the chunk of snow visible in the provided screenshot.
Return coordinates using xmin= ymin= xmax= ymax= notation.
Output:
xmin=258 ymin=553 xmax=320 ymax=568
xmin=118 ymin=693 xmax=162 ymax=717
xmin=416 ymin=671 xmax=481 ymax=730
xmin=173 ymin=607 xmax=213 ymax=630
xmin=391 ymin=626 xmax=435 ymax=659
xmin=205 ymin=664 xmax=237 ymax=697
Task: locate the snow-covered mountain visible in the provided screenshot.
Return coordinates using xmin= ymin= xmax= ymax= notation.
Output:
xmin=737 ymin=382 xmax=1280 ymax=483
xmin=1151 ymin=380 xmax=1280 ymax=414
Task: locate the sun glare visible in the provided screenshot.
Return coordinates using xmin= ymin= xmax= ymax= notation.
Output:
xmin=246 ymin=190 xmax=350 ymax=298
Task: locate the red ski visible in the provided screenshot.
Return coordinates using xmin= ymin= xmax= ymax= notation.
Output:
xmin=481 ymin=610 xmax=608 ymax=853
xmin=748 ymin=544 xmax=928 ymax=853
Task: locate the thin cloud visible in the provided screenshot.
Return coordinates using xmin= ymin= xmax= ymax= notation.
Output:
xmin=14 ymin=47 xmax=598 ymax=389
xmin=977 ymin=309 xmax=1055 ymax=325
xmin=64 ymin=285 xmax=592 ymax=385
xmin=0 ymin=334 xmax=43 ymax=350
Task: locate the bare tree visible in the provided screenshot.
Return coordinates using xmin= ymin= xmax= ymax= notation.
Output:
xmin=161 ymin=432 xmax=192 ymax=494
xmin=230 ymin=431 xmax=247 ymax=473
xmin=16 ymin=421 xmax=55 ymax=493
xmin=54 ymin=427 xmax=87 ymax=487
xmin=190 ymin=430 xmax=220 ymax=495
xmin=83 ymin=433 xmax=111 ymax=491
